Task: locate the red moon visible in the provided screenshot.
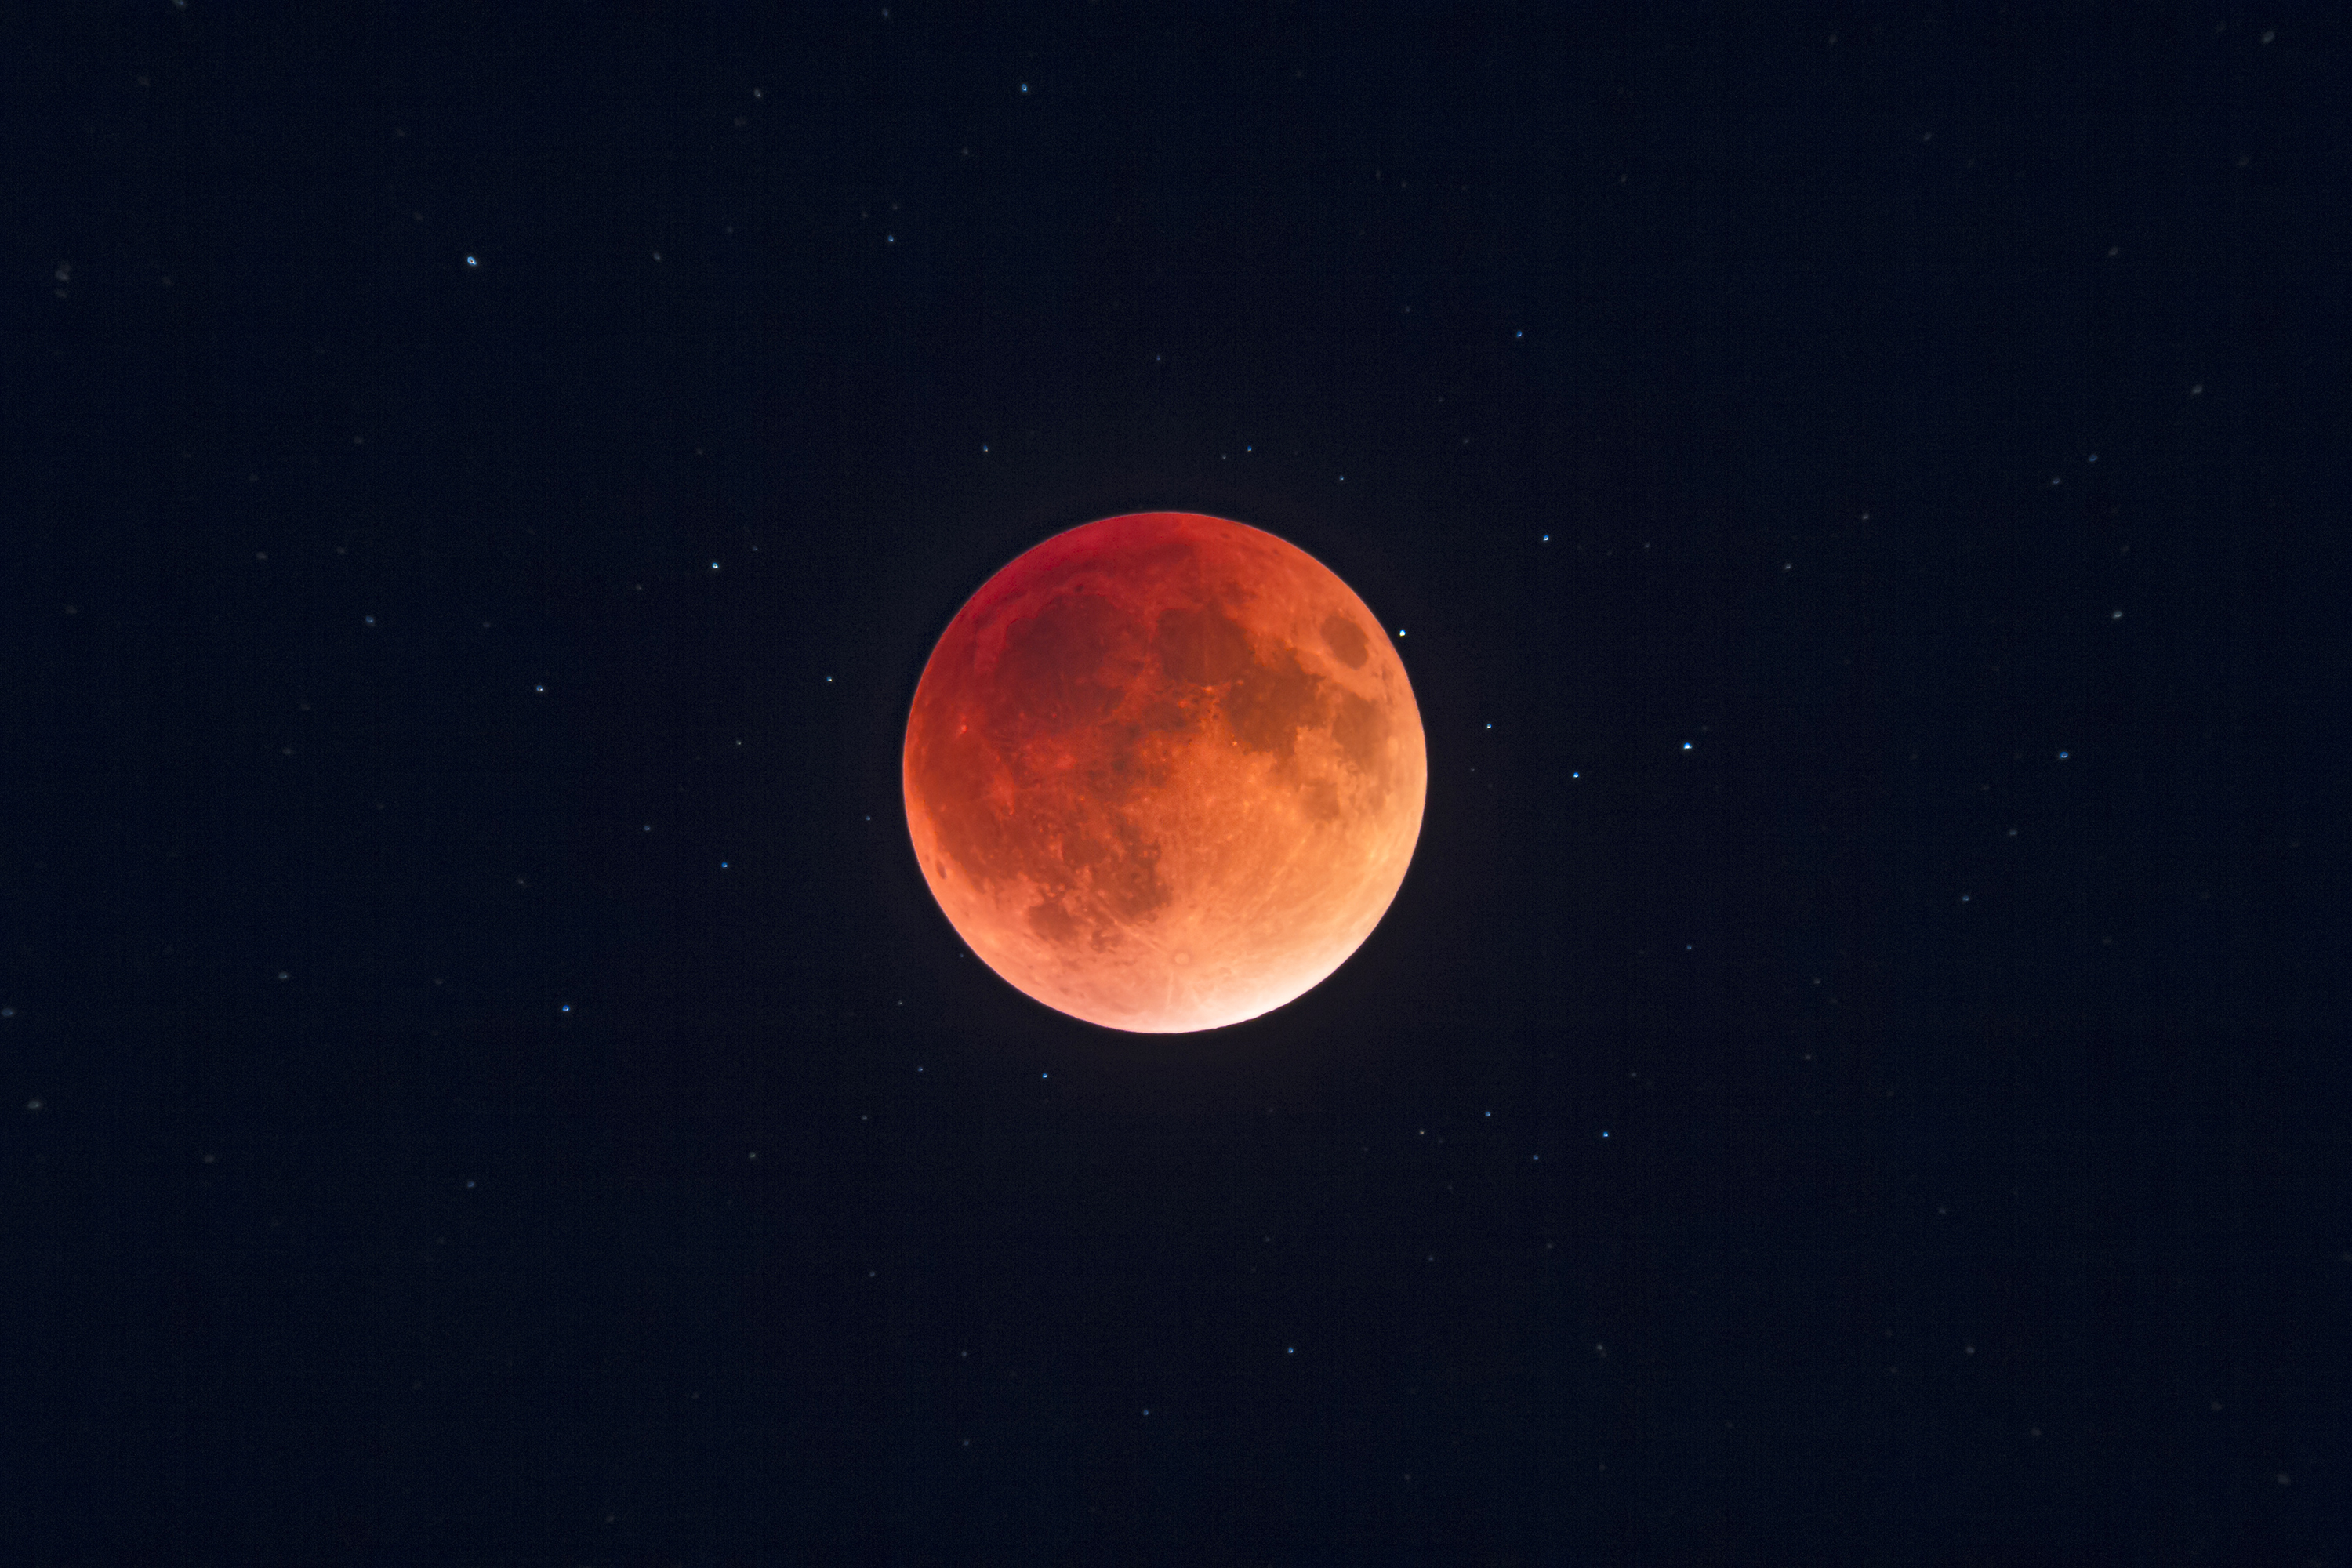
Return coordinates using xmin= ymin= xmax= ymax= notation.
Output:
xmin=902 ymin=512 xmax=1426 ymax=1033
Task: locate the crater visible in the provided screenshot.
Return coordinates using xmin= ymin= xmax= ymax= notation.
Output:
xmin=1320 ymin=612 xmax=1370 ymax=669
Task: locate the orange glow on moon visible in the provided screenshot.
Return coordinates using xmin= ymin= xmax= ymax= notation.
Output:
xmin=902 ymin=512 xmax=1426 ymax=1033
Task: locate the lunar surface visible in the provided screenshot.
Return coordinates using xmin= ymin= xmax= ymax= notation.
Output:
xmin=902 ymin=512 xmax=1425 ymax=1033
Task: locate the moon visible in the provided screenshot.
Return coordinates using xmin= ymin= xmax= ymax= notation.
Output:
xmin=902 ymin=511 xmax=1426 ymax=1033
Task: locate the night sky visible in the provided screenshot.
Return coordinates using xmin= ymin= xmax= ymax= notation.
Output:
xmin=14 ymin=5 xmax=2345 ymax=1563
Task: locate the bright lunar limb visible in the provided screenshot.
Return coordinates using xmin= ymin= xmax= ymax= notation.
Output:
xmin=902 ymin=511 xmax=1426 ymax=1033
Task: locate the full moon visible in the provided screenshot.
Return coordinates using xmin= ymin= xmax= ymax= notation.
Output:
xmin=902 ymin=511 xmax=1426 ymax=1033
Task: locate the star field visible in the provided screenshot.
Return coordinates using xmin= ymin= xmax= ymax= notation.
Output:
xmin=12 ymin=5 xmax=2343 ymax=1563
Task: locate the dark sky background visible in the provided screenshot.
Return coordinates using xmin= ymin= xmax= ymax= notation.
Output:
xmin=12 ymin=4 xmax=2345 ymax=1563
